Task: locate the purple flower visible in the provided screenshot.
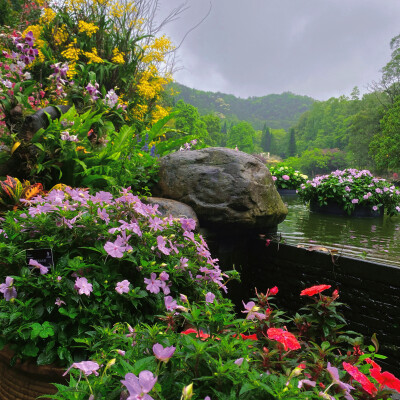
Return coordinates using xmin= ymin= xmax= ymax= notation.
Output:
xmin=0 ymin=277 xmax=17 ymax=301
xmin=180 ymin=218 xmax=196 ymax=232
xmin=180 ymin=294 xmax=188 ymax=303
xmin=326 ymin=362 xmax=354 ymax=395
xmin=55 ymin=297 xmax=66 ymax=307
xmin=375 ymin=188 xmax=383 ymax=194
xmin=121 ymin=371 xmax=157 ymax=400
xmin=242 ymin=301 xmax=266 ymax=320
xmin=205 ymin=292 xmax=215 ymax=304
xmin=148 ymin=217 xmax=164 ymax=232
xmin=29 ymin=259 xmax=49 ymax=275
xmin=116 ymin=280 xmax=130 ymax=294
xmin=234 ymin=358 xmax=244 ymax=366
xmin=144 ymin=273 xmax=162 ymax=294
xmin=117 ymin=349 xmax=126 ymax=356
xmin=164 ymin=295 xmax=178 ymax=311
xmin=63 ymin=361 xmax=100 ymax=377
xmin=24 ymin=31 xmax=35 ymax=47
xmin=104 ymin=240 xmax=125 ymax=258
xmin=282 ymin=175 xmax=290 ymax=181
xmin=156 ymin=236 xmax=171 ymax=255
xmin=351 ymin=199 xmax=359 ymax=204
xmin=298 ymin=379 xmax=316 ymax=389
xmin=153 ymin=343 xmax=176 ymax=362
xmin=74 ymin=277 xmax=93 ymax=296
xmin=178 ymin=257 xmax=189 ymax=270
xmin=159 ymin=271 xmax=169 ymax=281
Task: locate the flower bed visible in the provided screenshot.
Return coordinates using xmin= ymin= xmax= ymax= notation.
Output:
xmin=297 ymin=169 xmax=400 ymax=216
xmin=269 ymin=166 xmax=308 ymax=190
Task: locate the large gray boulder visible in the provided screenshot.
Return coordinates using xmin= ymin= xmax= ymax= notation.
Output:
xmin=152 ymin=147 xmax=287 ymax=232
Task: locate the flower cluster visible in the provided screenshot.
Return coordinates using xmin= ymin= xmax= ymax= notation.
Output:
xmin=269 ymin=165 xmax=308 ymax=190
xmin=297 ymin=168 xmax=400 ymax=215
xmin=53 ymin=283 xmax=400 ymax=400
xmin=0 ymin=187 xmax=227 ymax=364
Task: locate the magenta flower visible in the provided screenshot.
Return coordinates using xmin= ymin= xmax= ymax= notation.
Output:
xmin=0 ymin=277 xmax=17 ymax=301
xmin=149 ymin=217 xmax=164 ymax=232
xmin=144 ymin=273 xmax=162 ymax=294
xmin=74 ymin=277 xmax=93 ymax=296
xmin=351 ymin=199 xmax=359 ymax=204
xmin=205 ymin=292 xmax=215 ymax=304
xmin=282 ymin=175 xmax=290 ymax=180
xmin=372 ymin=205 xmax=378 ymax=211
xmin=272 ymin=176 xmax=277 ymax=181
xmin=180 ymin=218 xmax=196 ymax=232
xmin=121 ymin=371 xmax=157 ymax=400
xmin=63 ymin=361 xmax=100 ymax=377
xmin=116 ymin=280 xmax=130 ymax=294
xmin=159 ymin=271 xmax=169 ymax=281
xmin=29 ymin=259 xmax=49 ymax=275
xmin=153 ymin=343 xmax=176 ymax=362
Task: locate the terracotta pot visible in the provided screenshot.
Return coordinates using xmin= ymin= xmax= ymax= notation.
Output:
xmin=0 ymin=347 xmax=66 ymax=400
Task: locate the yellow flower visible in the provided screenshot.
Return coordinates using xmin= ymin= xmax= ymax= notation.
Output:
xmin=78 ymin=21 xmax=99 ymax=37
xmin=40 ymin=8 xmax=56 ymax=24
xmin=61 ymin=40 xmax=81 ymax=61
xmin=151 ymin=105 xmax=170 ymax=124
xmin=112 ymin=48 xmax=125 ymax=64
xmin=84 ymin=48 xmax=104 ymax=64
xmin=53 ymin=25 xmax=69 ymax=45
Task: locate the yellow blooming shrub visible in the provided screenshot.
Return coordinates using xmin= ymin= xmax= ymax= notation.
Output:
xmin=112 ymin=48 xmax=125 ymax=64
xmin=78 ymin=21 xmax=99 ymax=38
xmin=84 ymin=48 xmax=104 ymax=64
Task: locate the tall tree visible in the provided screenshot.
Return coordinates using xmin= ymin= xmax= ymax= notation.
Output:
xmin=287 ymin=128 xmax=297 ymax=157
xmin=260 ymin=123 xmax=272 ymax=153
xmin=226 ymin=122 xmax=255 ymax=153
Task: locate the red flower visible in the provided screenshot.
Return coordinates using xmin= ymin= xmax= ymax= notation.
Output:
xmin=269 ymin=286 xmax=279 ymax=295
xmin=366 ymin=359 xmax=400 ymax=392
xmin=343 ymin=362 xmax=377 ymax=395
xmin=181 ymin=328 xmax=210 ymax=340
xmin=300 ymin=284 xmax=331 ymax=296
xmin=267 ymin=328 xmax=301 ymax=351
xmin=239 ymin=333 xmax=258 ymax=341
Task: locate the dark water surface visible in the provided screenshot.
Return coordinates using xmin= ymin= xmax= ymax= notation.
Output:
xmin=277 ymin=195 xmax=400 ymax=267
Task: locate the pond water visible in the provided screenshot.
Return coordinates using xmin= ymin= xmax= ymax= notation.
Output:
xmin=277 ymin=194 xmax=400 ymax=267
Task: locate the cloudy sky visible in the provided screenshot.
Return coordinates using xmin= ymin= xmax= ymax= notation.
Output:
xmin=157 ymin=0 xmax=400 ymax=100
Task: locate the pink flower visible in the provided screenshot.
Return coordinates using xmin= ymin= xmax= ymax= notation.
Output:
xmin=153 ymin=343 xmax=175 ymax=362
xmin=144 ymin=273 xmax=162 ymax=294
xmin=116 ymin=280 xmax=130 ymax=294
xmin=282 ymin=175 xmax=290 ymax=180
xmin=272 ymin=176 xmax=277 ymax=181
xmin=121 ymin=371 xmax=157 ymax=399
xmin=156 ymin=236 xmax=171 ymax=255
xmin=267 ymin=328 xmax=301 ymax=351
xmin=29 ymin=259 xmax=49 ymax=275
xmin=164 ymin=295 xmax=178 ymax=311
xmin=0 ymin=277 xmax=17 ymax=301
xmin=104 ymin=240 xmax=125 ymax=258
xmin=63 ymin=361 xmax=100 ymax=377
xmin=351 ymin=199 xmax=359 ymax=204
xmin=242 ymin=301 xmax=266 ymax=320
xmin=205 ymin=292 xmax=215 ymax=303
xmin=55 ymin=297 xmax=66 ymax=307
xmin=74 ymin=277 xmax=93 ymax=296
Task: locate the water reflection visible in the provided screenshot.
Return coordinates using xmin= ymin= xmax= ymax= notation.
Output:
xmin=277 ymin=195 xmax=400 ymax=267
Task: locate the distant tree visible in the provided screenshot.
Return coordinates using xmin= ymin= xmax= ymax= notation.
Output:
xmin=174 ymin=100 xmax=208 ymax=141
xmin=369 ymin=95 xmax=400 ymax=171
xmin=260 ymin=123 xmax=272 ymax=152
xmin=287 ymin=128 xmax=297 ymax=157
xmin=270 ymin=129 xmax=288 ymax=158
xmin=201 ymin=114 xmax=223 ymax=146
xmin=226 ymin=121 xmax=255 ymax=153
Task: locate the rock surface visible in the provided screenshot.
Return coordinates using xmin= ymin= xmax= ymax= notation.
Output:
xmin=144 ymin=197 xmax=199 ymax=230
xmin=152 ymin=147 xmax=287 ymax=232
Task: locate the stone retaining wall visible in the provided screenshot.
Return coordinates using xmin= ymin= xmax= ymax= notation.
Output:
xmin=205 ymin=232 xmax=400 ymax=374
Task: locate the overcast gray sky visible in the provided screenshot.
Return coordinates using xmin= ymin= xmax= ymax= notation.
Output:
xmin=157 ymin=0 xmax=400 ymax=100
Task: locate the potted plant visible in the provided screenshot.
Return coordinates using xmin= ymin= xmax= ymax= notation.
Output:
xmin=0 ymin=187 xmax=228 ymax=397
xmin=269 ymin=165 xmax=308 ymax=194
xmin=297 ymin=168 xmax=400 ymax=217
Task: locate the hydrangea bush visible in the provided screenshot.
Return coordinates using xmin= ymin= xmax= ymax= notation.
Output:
xmin=269 ymin=165 xmax=308 ymax=190
xmin=0 ymin=187 xmax=230 ymax=365
xmin=297 ymin=169 xmax=400 ymax=216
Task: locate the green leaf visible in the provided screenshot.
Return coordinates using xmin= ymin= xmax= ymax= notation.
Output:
xmin=22 ymin=342 xmax=39 ymax=357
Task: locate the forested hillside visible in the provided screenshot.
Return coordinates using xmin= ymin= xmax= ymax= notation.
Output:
xmin=169 ymin=83 xmax=314 ymax=131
